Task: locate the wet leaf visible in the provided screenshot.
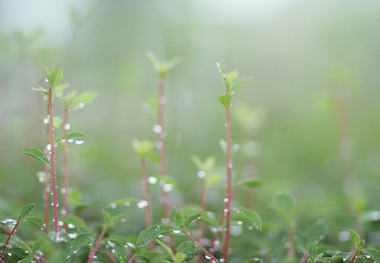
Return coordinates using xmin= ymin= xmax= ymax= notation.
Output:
xmin=363 ymin=248 xmax=380 ymax=261
xmin=177 ymin=241 xmax=196 ymax=258
xmin=23 ymin=216 xmax=45 ymax=229
xmin=232 ymin=207 xmax=262 ymax=231
xmin=308 ymin=243 xmax=318 ymax=261
xmin=136 ymin=225 xmax=178 ymax=247
xmin=68 ymin=92 xmax=97 ymax=112
xmin=241 ymin=178 xmax=262 ymax=188
xmin=113 ymin=242 xmax=127 ymax=262
xmin=170 ymin=209 xmax=185 ymax=228
xmin=45 ymin=67 xmax=63 ymax=88
xmin=63 ymin=90 xmax=78 ymax=106
xmin=22 ymin=148 xmax=51 ymax=167
xmin=18 ymin=203 xmax=35 ymax=220
xmin=60 ymin=215 xmax=88 ymax=230
xmin=70 ymin=233 xmax=95 ymax=254
xmin=55 ymin=132 xmax=93 ymax=143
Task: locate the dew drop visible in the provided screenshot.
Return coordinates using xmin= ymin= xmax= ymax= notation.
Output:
xmin=161 ymin=218 xmax=170 ymax=224
xmin=173 ymin=229 xmax=181 ymax=234
xmin=78 ymin=102 xmax=85 ymax=109
xmin=163 ymin=184 xmax=173 ymax=192
xmin=64 ymin=123 xmax=71 ymax=130
xmin=110 ymin=203 xmax=116 ymax=209
xmin=45 ymin=78 xmax=49 ymax=83
xmin=1 ymin=218 xmax=17 ymax=226
xmin=237 ymin=221 xmax=243 ymax=226
xmin=224 ymin=198 xmax=228 ymax=203
xmin=61 ymin=188 xmax=67 ymax=194
xmin=124 ymin=201 xmax=130 ymax=207
xmin=156 ymin=141 xmax=164 ymax=149
xmin=43 ymin=118 xmax=48 ymax=124
xmin=148 ymin=177 xmax=158 ymax=184
xmin=68 ymin=223 xmax=75 ymax=229
xmin=75 ymin=140 xmax=84 ymax=145
xmin=137 ymin=200 xmax=148 ymax=209
xmin=68 ymin=139 xmax=74 ymax=143
xmin=46 ymin=144 xmax=52 ymax=151
xmin=159 ymin=96 xmax=166 ymax=104
xmin=197 ymin=171 xmax=206 ymax=179
xmin=153 ymin=125 xmax=162 ymax=133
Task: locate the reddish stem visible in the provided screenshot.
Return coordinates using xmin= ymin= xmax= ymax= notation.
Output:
xmin=286 ymin=226 xmax=295 ymax=258
xmin=141 ymin=158 xmax=154 ymax=249
xmin=127 ymin=252 xmax=137 ymax=263
xmin=44 ymin=102 xmax=50 ymax=233
xmin=0 ymin=220 xmax=20 ymax=259
xmin=157 ymin=78 xmax=170 ymax=222
xmin=183 ymin=229 xmax=220 ymax=263
xmin=48 ymin=87 xmax=59 ymax=233
xmin=299 ymin=251 xmax=309 ymax=263
xmin=87 ymin=225 xmax=107 ymax=263
xmin=222 ymin=105 xmax=233 ymax=262
xmin=62 ymin=106 xmax=69 ymax=217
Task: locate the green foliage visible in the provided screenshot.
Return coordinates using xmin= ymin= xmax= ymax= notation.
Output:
xmin=147 ymin=52 xmax=182 ymax=79
xmin=44 ymin=66 xmax=63 ymax=88
xmin=232 ymin=207 xmax=262 ymax=231
xmin=18 ymin=203 xmax=35 ymax=220
xmin=22 ymin=148 xmax=51 ymax=167
xmin=55 ymin=132 xmax=93 ymax=143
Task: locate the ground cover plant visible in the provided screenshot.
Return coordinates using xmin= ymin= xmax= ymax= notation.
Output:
xmin=1 ymin=52 xmax=380 ymax=263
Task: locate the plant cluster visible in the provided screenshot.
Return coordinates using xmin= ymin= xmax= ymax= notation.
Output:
xmin=1 ymin=55 xmax=380 ymax=263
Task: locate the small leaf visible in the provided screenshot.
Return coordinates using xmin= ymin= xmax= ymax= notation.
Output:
xmin=70 ymin=233 xmax=95 ymax=254
xmin=177 ymin=241 xmax=196 ymax=258
xmin=191 ymin=155 xmax=215 ymax=173
xmin=55 ymin=132 xmax=93 ymax=143
xmin=113 ymin=242 xmax=127 ymax=262
xmin=109 ymin=197 xmax=141 ymax=208
xmin=232 ymin=207 xmax=262 ymax=231
xmin=103 ymin=210 xmax=113 ymax=225
xmin=273 ymin=193 xmax=296 ymax=225
xmin=156 ymin=238 xmax=174 ymax=257
xmin=68 ymin=188 xmax=83 ymax=205
xmin=170 ymin=209 xmax=185 ymax=228
xmin=147 ymin=52 xmax=181 ymax=79
xmin=349 ymin=229 xmax=361 ymax=248
xmin=173 ymin=252 xmax=187 ymax=263
xmin=53 ymin=116 xmax=63 ymax=129
xmin=156 ymin=175 xmax=177 ymax=189
xmin=363 ymin=248 xmax=380 ymax=261
xmin=185 ymin=214 xmax=201 ymax=226
xmin=241 ymin=178 xmax=262 ymax=188
xmin=31 ymin=239 xmax=44 ymax=254
xmin=23 ymin=216 xmax=45 ymax=229
xmin=219 ymin=140 xmax=240 ymax=155
xmin=53 ymin=83 xmax=69 ymax=98
xmin=63 ymin=90 xmax=78 ymax=106
xmin=308 ymin=243 xmax=318 ymax=261
xmin=205 ymin=173 xmax=222 ymax=188
xmin=225 ymin=70 xmax=239 ymax=89
xmin=31 ymin=86 xmax=48 ymax=96
xmin=23 ymin=148 xmax=51 ymax=167
xmin=46 ymin=67 xmax=63 ymax=88
xmin=230 ymin=76 xmax=251 ymax=92
xmin=68 ymin=92 xmax=97 ymax=112
xmin=218 ymin=93 xmax=232 ymax=108
xmin=59 ymin=215 xmax=88 ymax=230
xmin=132 ymin=139 xmax=155 ymax=158
xmin=18 ymin=203 xmax=35 ymax=220
xmin=136 ymin=225 xmax=178 ymax=247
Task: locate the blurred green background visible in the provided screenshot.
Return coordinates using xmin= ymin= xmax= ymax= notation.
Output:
xmin=1 ymin=0 xmax=380 ymax=241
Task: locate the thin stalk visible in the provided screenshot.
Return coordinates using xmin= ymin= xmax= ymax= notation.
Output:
xmin=196 ymin=178 xmax=207 ymax=263
xmin=140 ymin=157 xmax=154 ymax=249
xmin=48 ymin=87 xmax=59 ymax=233
xmin=62 ymin=106 xmax=69 ymax=216
xmin=222 ymin=105 xmax=233 ymax=262
xmin=157 ymin=78 xmax=170 ymax=222
xmin=286 ymin=225 xmax=295 ymax=259
xmin=44 ymin=102 xmax=50 ymax=233
xmin=87 ymin=225 xmax=107 ymax=263
xmin=299 ymin=251 xmax=308 ymax=263
xmin=182 ymin=228 xmax=220 ymax=263
xmin=0 ymin=220 xmax=20 ymax=259
xmin=127 ymin=252 xmax=137 ymax=263
xmin=349 ymin=248 xmax=360 ymax=263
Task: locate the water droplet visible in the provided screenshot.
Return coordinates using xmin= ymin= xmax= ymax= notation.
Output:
xmin=78 ymin=102 xmax=85 ymax=109
xmin=153 ymin=125 xmax=162 ymax=133
xmin=220 ymin=259 xmax=225 ymax=263
xmin=49 ymin=232 xmax=69 ymax=243
xmin=197 ymin=171 xmax=206 ymax=179
xmin=124 ymin=201 xmax=130 ymax=207
xmin=37 ymin=172 xmax=45 ymax=183
xmin=126 ymin=242 xmax=136 ymax=248
xmin=110 ymin=203 xmax=116 ymax=209
xmin=58 ymin=221 xmax=64 ymax=226
xmin=205 ymin=255 xmax=211 ymax=260
xmin=224 ymin=208 xmax=228 ymax=213
xmin=46 ymin=144 xmax=52 ymax=151
xmin=224 ymin=198 xmax=228 ymax=203
xmin=237 ymin=221 xmax=243 ymax=226
xmin=61 ymin=188 xmax=67 ymax=194
xmin=45 ymin=78 xmax=49 ymax=83
xmin=163 ymin=184 xmax=173 ymax=192
xmin=61 ymin=209 xmax=67 ymax=215
xmin=68 ymin=139 xmax=74 ymax=143
xmin=1 ymin=218 xmax=17 ymax=226
xmin=64 ymin=123 xmax=71 ymax=130
xmin=173 ymin=229 xmax=181 ymax=234
xmin=75 ymin=140 xmax=84 ymax=145
xmin=161 ymin=218 xmax=170 ymax=224
xmin=137 ymin=200 xmax=148 ymax=209
xmin=43 ymin=118 xmax=48 ymax=124
xmin=68 ymin=223 xmax=75 ymax=229
xmin=338 ymin=231 xmax=350 ymax=241
xmin=148 ymin=177 xmax=158 ymax=184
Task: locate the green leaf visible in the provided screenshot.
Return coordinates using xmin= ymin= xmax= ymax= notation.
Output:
xmin=23 ymin=148 xmax=51 ymax=167
xmin=173 ymin=252 xmax=187 ymax=263
xmin=136 ymin=225 xmax=179 ymax=247
xmin=308 ymin=243 xmax=318 ymax=261
xmin=349 ymin=229 xmax=361 ymax=248
xmin=147 ymin=52 xmax=181 ymax=79
xmin=23 ymin=216 xmax=45 ymax=229
xmin=31 ymin=86 xmax=48 ymax=96
xmin=177 ymin=241 xmax=196 ymax=258
xmin=232 ymin=207 xmax=262 ymax=231
xmin=63 ymin=90 xmax=78 ymax=106
xmin=225 ymin=70 xmax=239 ymax=89
xmin=109 ymin=197 xmax=141 ymax=208
xmin=191 ymin=155 xmax=215 ymax=173
xmin=205 ymin=173 xmax=222 ymax=188
xmin=45 ymin=67 xmax=63 ymax=88
xmin=31 ymin=239 xmax=44 ymax=254
xmin=17 ymin=257 xmax=33 ymax=263
xmin=218 ymin=93 xmax=232 ymax=108
xmin=53 ymin=83 xmax=69 ymax=98
xmin=113 ymin=242 xmax=127 ymax=262
xmin=170 ymin=209 xmax=185 ymax=228
xmin=55 ymin=132 xmax=93 ymax=143
xmin=185 ymin=212 xmax=219 ymax=228
xmin=156 ymin=175 xmax=177 ymax=190
xmin=68 ymin=92 xmax=97 ymax=112
xmin=132 ymin=139 xmax=155 ymax=158
xmin=245 ymin=259 xmax=263 ymax=263
xmin=68 ymin=188 xmax=83 ymax=205
xmin=363 ymin=248 xmax=380 ymax=261
xmin=53 ymin=116 xmax=62 ymax=129
xmin=273 ymin=193 xmax=296 ymax=225
xmin=156 ymin=238 xmax=174 ymax=257
xmin=241 ymin=178 xmax=262 ymax=188
xmin=18 ymin=203 xmax=35 ymax=220
xmin=219 ymin=140 xmax=240 ymax=155
xmin=103 ymin=210 xmax=113 ymax=225
xmin=230 ymin=76 xmax=251 ymax=92
xmin=70 ymin=233 xmax=95 ymax=254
